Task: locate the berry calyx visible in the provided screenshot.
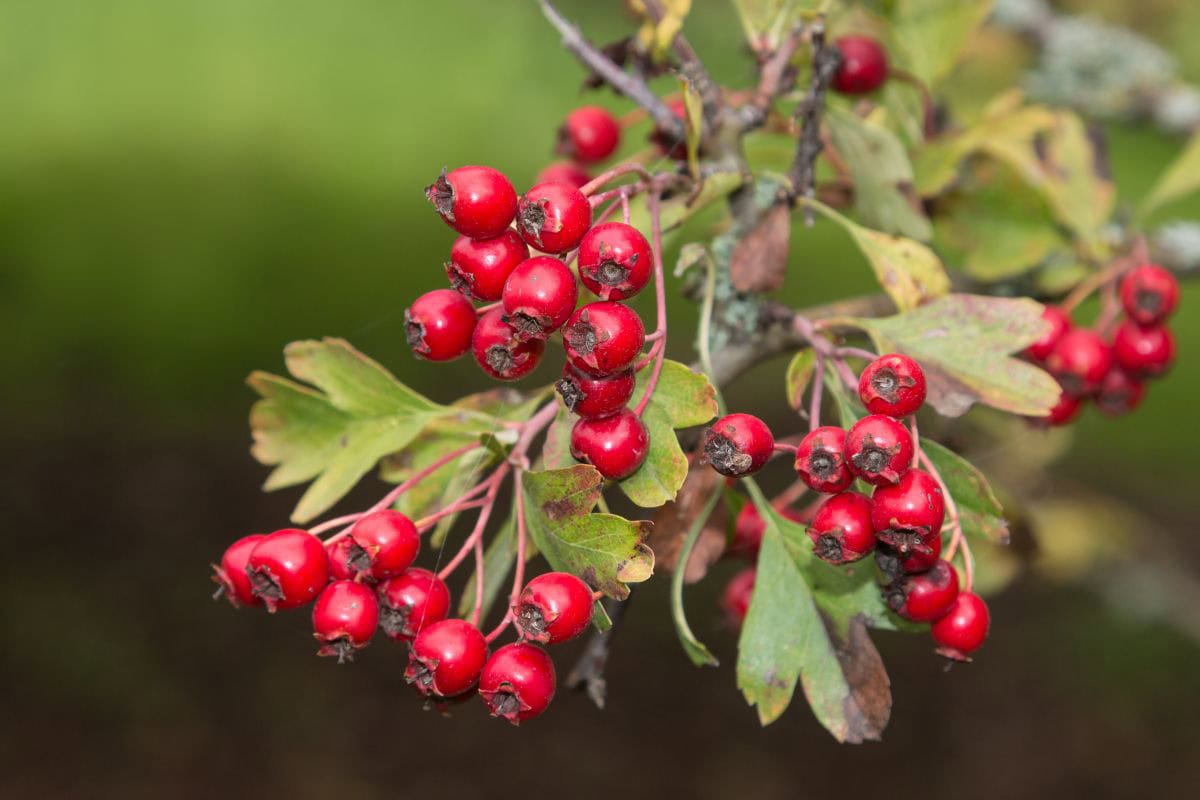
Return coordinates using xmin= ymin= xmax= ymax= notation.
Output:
xmin=445 ymin=231 xmax=529 ymax=302
xmin=501 ymin=256 xmax=579 ymax=339
xmin=1045 ymin=328 xmax=1112 ymax=396
xmin=1120 ymin=263 xmax=1179 ymax=326
xmin=479 ymin=643 xmax=557 ymax=725
xmin=557 ymin=106 xmax=621 ymax=164
xmin=245 ymin=529 xmax=330 ymax=612
xmin=535 ymin=161 xmax=592 ymax=190
xmin=1094 ymin=367 xmax=1146 ymax=417
xmin=885 ymin=560 xmax=959 ymax=623
xmin=576 ymin=222 xmax=653 ymax=301
xmin=1026 ymin=305 xmax=1072 ymax=362
xmin=513 ymin=572 xmax=594 ymax=645
xmin=845 ymin=414 xmax=914 ymax=486
xmin=471 ymin=307 xmax=545 ymax=381
xmin=1112 ymin=320 xmax=1175 ymax=378
xmin=556 ymin=364 xmax=635 ymax=419
xmin=832 ymin=36 xmax=889 ymax=95
xmin=347 ymin=510 xmax=421 ymax=581
xmin=569 ymin=408 xmax=650 ymax=480
xmin=212 ymin=534 xmax=265 ymax=608
xmin=870 ymin=469 xmax=946 ymax=554
xmin=425 ymin=166 xmax=518 ymax=239
xmin=405 ymin=618 xmax=488 ymax=698
xmin=858 ymin=354 xmax=926 ymax=418
xmin=875 ymin=538 xmax=943 ymax=579
xmin=794 ymin=425 xmax=853 ymax=494
xmin=312 ymin=580 xmax=379 ymax=662
xmin=377 ymin=568 xmax=451 ymax=641
xmin=563 ymin=301 xmax=646 ymax=377
xmin=930 ymin=591 xmax=990 ymax=661
xmin=807 ymin=491 xmax=876 ymax=564
xmin=703 ymin=413 xmax=775 ymax=478
xmin=516 ymin=181 xmax=592 ymax=254
xmin=721 ymin=566 xmax=756 ymax=626
xmin=405 ymin=289 xmax=477 ymax=362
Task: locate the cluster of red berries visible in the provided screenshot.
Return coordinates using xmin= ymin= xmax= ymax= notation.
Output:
xmin=212 ymin=511 xmax=601 ymax=724
xmin=1030 ymin=264 xmax=1179 ymax=425
xmin=707 ymin=354 xmax=990 ymax=661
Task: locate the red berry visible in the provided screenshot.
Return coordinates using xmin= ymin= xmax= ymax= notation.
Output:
xmin=558 ymin=106 xmax=621 ymax=164
xmin=312 ymin=580 xmax=379 ymax=662
xmin=577 ymin=222 xmax=653 ymax=301
xmin=212 ymin=534 xmax=265 ymax=608
xmin=405 ymin=619 xmax=488 ymax=697
xmin=807 ymin=491 xmax=875 ymax=564
xmin=563 ymin=301 xmax=646 ymax=377
xmin=516 ymin=181 xmax=592 ymax=254
xmin=445 ymin=231 xmax=529 ymax=302
xmin=501 ymin=255 xmax=579 ymax=339
xmin=649 ymin=98 xmax=688 ymax=160
xmin=513 ymin=572 xmax=594 ymax=645
xmin=858 ymin=354 xmax=926 ymax=418
xmin=326 ymin=537 xmax=357 ymax=582
xmin=794 ymin=426 xmax=853 ymax=494
xmin=425 ymin=166 xmax=518 ymax=239
xmin=556 ymin=364 xmax=635 ymax=419
xmin=405 ymin=289 xmax=477 ymax=362
xmin=535 ymin=161 xmax=592 ymax=190
xmin=703 ymin=413 xmax=774 ymax=478
xmin=471 ymin=307 xmax=545 ymax=381
xmin=1120 ymin=263 xmax=1179 ymax=326
xmin=885 ymin=560 xmax=959 ymax=623
xmin=479 ymin=643 xmax=557 ymax=725
xmin=377 ymin=567 xmax=451 ymax=641
xmin=1026 ymin=305 xmax=1072 ymax=361
xmin=875 ymin=539 xmax=942 ymax=578
xmin=1094 ymin=367 xmax=1146 ymax=417
xmin=721 ymin=566 xmax=756 ymax=626
xmin=569 ymin=408 xmax=650 ymax=480
xmin=246 ymin=529 xmax=330 ymax=612
xmin=730 ymin=504 xmax=807 ymax=560
xmin=1112 ymin=321 xmax=1175 ymax=378
xmin=845 ymin=414 xmax=914 ymax=486
xmin=832 ymin=36 xmax=889 ymax=95
xmin=347 ymin=510 xmax=420 ymax=581
xmin=871 ymin=469 xmax=945 ymax=556
xmin=1038 ymin=387 xmax=1084 ymax=426
xmin=1045 ymin=328 xmax=1112 ymax=395
xmin=931 ymin=591 xmax=990 ymax=661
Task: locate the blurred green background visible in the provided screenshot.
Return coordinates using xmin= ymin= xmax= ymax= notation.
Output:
xmin=3 ymin=1 xmax=1200 ymax=797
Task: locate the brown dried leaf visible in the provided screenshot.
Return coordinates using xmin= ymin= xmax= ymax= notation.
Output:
xmin=730 ymin=201 xmax=791 ymax=293
xmin=648 ymin=458 xmax=726 ymax=584
xmin=817 ymin=614 xmax=892 ymax=744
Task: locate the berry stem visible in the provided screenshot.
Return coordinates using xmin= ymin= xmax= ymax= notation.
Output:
xmin=771 ymin=477 xmax=810 ymax=510
xmin=773 ymin=442 xmax=798 ymax=454
xmin=414 ymin=498 xmax=489 ymax=531
xmin=484 ymin=470 xmax=530 ymax=644
xmin=644 ymin=329 xmax=665 ymax=342
xmin=909 ymin=417 xmax=920 ymax=470
xmin=835 ymin=345 xmax=876 ymax=361
xmin=1061 ymin=236 xmax=1147 ymax=313
xmin=580 ymin=163 xmax=655 ymax=197
xmin=917 ymin=448 xmax=971 ymax=589
xmin=809 ymin=351 xmax=825 ymax=432
xmin=634 ymin=190 xmax=668 ymax=417
xmin=436 ymin=466 xmax=509 ymax=581
xmin=476 ymin=301 xmax=502 ymax=316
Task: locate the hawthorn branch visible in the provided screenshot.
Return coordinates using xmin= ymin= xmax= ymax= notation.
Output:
xmin=788 ymin=21 xmax=841 ymax=225
xmin=738 ymin=24 xmax=806 ymax=131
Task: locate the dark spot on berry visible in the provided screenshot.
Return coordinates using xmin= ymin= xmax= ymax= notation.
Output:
xmin=876 ymin=528 xmax=932 ymax=553
xmin=815 ymin=533 xmax=844 ymax=562
xmin=505 ymin=312 xmax=545 ymax=339
xmin=515 ymin=602 xmax=549 ymax=643
xmin=1136 ymin=288 xmax=1162 ymax=316
xmin=872 ymin=368 xmax=899 ymax=399
xmin=555 ymin=375 xmax=584 ymax=411
xmin=485 ymin=344 xmax=515 ymax=374
xmin=379 ymin=602 xmax=414 ymax=639
xmin=246 ymin=566 xmax=282 ymax=601
xmin=595 ymin=259 xmax=630 ymax=287
xmin=565 ymin=318 xmax=598 ymax=356
xmin=347 ymin=541 xmax=372 ymax=573
xmin=704 ymin=431 xmax=753 ymax=476
xmin=426 ymin=169 xmax=454 ymax=219
xmin=808 ymin=449 xmax=836 ymax=477
xmin=445 ymin=263 xmax=472 ymax=293
xmin=404 ymin=316 xmax=426 ymax=351
xmin=517 ymin=202 xmax=547 ymax=242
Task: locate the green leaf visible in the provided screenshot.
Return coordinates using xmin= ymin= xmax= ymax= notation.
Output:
xmin=852 ymin=294 xmax=1061 ymax=417
xmin=1138 ymin=131 xmax=1200 ymax=219
xmin=824 ymin=364 xmax=866 ymax=428
xmin=522 ymin=465 xmax=654 ymax=599
xmin=679 ymin=76 xmax=704 ymax=179
xmin=888 ymin=0 xmax=994 ymax=89
xmin=921 ymin=439 xmax=1010 ymax=544
xmin=784 ymin=350 xmax=817 ymax=411
xmin=539 ymin=399 xmax=576 ymax=471
xmin=1036 ymin=112 xmax=1114 ymax=246
xmin=618 ymin=360 xmax=719 ymax=508
xmin=670 ymin=485 xmax=723 ymax=667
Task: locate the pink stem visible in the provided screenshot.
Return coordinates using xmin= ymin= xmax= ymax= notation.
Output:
xmin=773 ymin=443 xmax=798 ymax=454
xmin=485 ymin=471 xmax=530 ymax=643
xmin=909 ymin=417 xmax=920 ymax=470
xmin=635 ymin=340 xmax=663 ymax=371
xmin=476 ymin=301 xmax=501 ymax=316
xmin=918 ymin=448 xmax=968 ymax=588
xmin=415 ymin=498 xmax=488 ymax=531
xmin=436 ymin=466 xmax=508 ymax=581
xmin=470 ymin=519 xmax=486 ymax=627
xmin=634 ymin=190 xmax=668 ymax=417
xmin=621 ymin=192 xmax=631 ymax=225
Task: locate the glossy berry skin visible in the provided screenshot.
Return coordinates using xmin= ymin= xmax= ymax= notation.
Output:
xmin=326 ymin=537 xmax=357 ymax=582
xmin=570 ymin=408 xmax=650 ymax=480
xmin=312 ymin=580 xmax=379 ymax=662
xmin=501 ymin=256 xmax=579 ymax=339
xmin=576 ymin=222 xmax=653 ymax=301
xmin=1039 ymin=388 xmax=1084 ymax=426
xmin=445 ymin=231 xmax=529 ymax=302
xmin=347 ymin=510 xmax=420 ymax=581
xmin=563 ymin=301 xmax=645 ymax=377
xmin=1026 ymin=305 xmax=1072 ymax=361
xmin=1045 ymin=328 xmax=1112 ymax=396
xmin=377 ymin=568 xmax=450 ymax=641
xmin=405 ymin=289 xmax=477 ymax=362
xmin=845 ymin=414 xmax=914 ymax=486
xmin=479 ymin=643 xmax=557 ymax=725
xmin=703 ymin=413 xmax=775 ymax=478
xmin=1120 ymin=263 xmax=1179 ymax=325
xmin=1095 ymin=367 xmax=1146 ymax=417
xmin=405 ymin=619 xmax=488 ymax=698
xmin=832 ymin=36 xmax=889 ymax=95
xmin=513 ymin=572 xmax=594 ymax=645
xmin=649 ymin=98 xmax=688 ymax=160
xmin=721 ymin=566 xmax=756 ymax=626
xmin=730 ymin=504 xmax=807 ymax=560
xmin=885 ymin=560 xmax=959 ymax=623
xmin=535 ymin=161 xmax=592 ymax=190
xmin=871 ymin=469 xmax=946 ymax=554
xmin=858 ymin=354 xmax=926 ymax=418
xmin=246 ymin=529 xmax=330 ymax=612
xmin=425 ymin=166 xmax=517 ymax=239
xmin=558 ymin=106 xmax=621 ymax=164
xmin=212 ymin=534 xmax=265 ymax=608
xmin=516 ymin=181 xmax=592 ymax=254
xmin=471 ymin=308 xmax=545 ymax=381
xmin=875 ymin=539 xmax=942 ymax=579
xmin=931 ymin=591 xmax=990 ymax=661
xmin=807 ymin=492 xmax=876 ymax=564
xmin=1112 ymin=321 xmax=1175 ymax=378
xmin=794 ymin=426 xmax=853 ymax=494
xmin=556 ymin=364 xmax=635 ymax=419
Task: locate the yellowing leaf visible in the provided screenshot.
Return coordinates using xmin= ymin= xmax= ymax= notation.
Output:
xmin=889 ymin=0 xmax=994 ymax=88
xmin=1138 ymin=131 xmax=1200 ymax=220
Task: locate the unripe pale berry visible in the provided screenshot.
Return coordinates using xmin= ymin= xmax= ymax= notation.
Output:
xmin=569 ymin=408 xmax=650 ymax=480
xmin=858 ymin=354 xmax=926 ymax=418
xmin=807 ymin=492 xmax=876 ymax=564
xmin=405 ymin=289 xmax=477 ymax=362
xmin=471 ymin=307 xmax=545 ymax=381
xmin=425 ymin=166 xmax=518 ymax=239
xmin=445 ymin=230 xmax=529 ymax=302
xmin=245 ymin=528 xmax=330 ymax=612
xmin=347 ymin=510 xmax=420 ymax=581
xmin=931 ymin=591 xmax=990 ymax=661
xmin=501 ymin=255 xmax=579 ymax=340
xmin=557 ymin=106 xmax=621 ymax=164
xmin=556 ymin=364 xmax=636 ymax=419
xmin=577 ymin=222 xmax=653 ymax=300
xmin=513 ymin=572 xmax=594 ymax=645
xmin=516 ymin=181 xmax=592 ymax=254
xmin=703 ymin=413 xmax=774 ymax=478
xmin=794 ymin=426 xmax=853 ymax=494
xmin=479 ymin=643 xmax=557 ymax=725
xmin=377 ymin=567 xmax=451 ymax=641
xmin=845 ymin=414 xmax=914 ymax=486
xmin=405 ymin=618 xmax=488 ymax=697
xmin=312 ymin=580 xmax=379 ymax=662
xmin=212 ymin=534 xmax=266 ymax=608
xmin=563 ymin=301 xmax=646 ymax=377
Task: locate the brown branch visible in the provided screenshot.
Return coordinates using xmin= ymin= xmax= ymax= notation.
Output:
xmin=739 ymin=24 xmax=806 ymax=131
xmin=788 ymin=21 xmax=841 ymax=225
